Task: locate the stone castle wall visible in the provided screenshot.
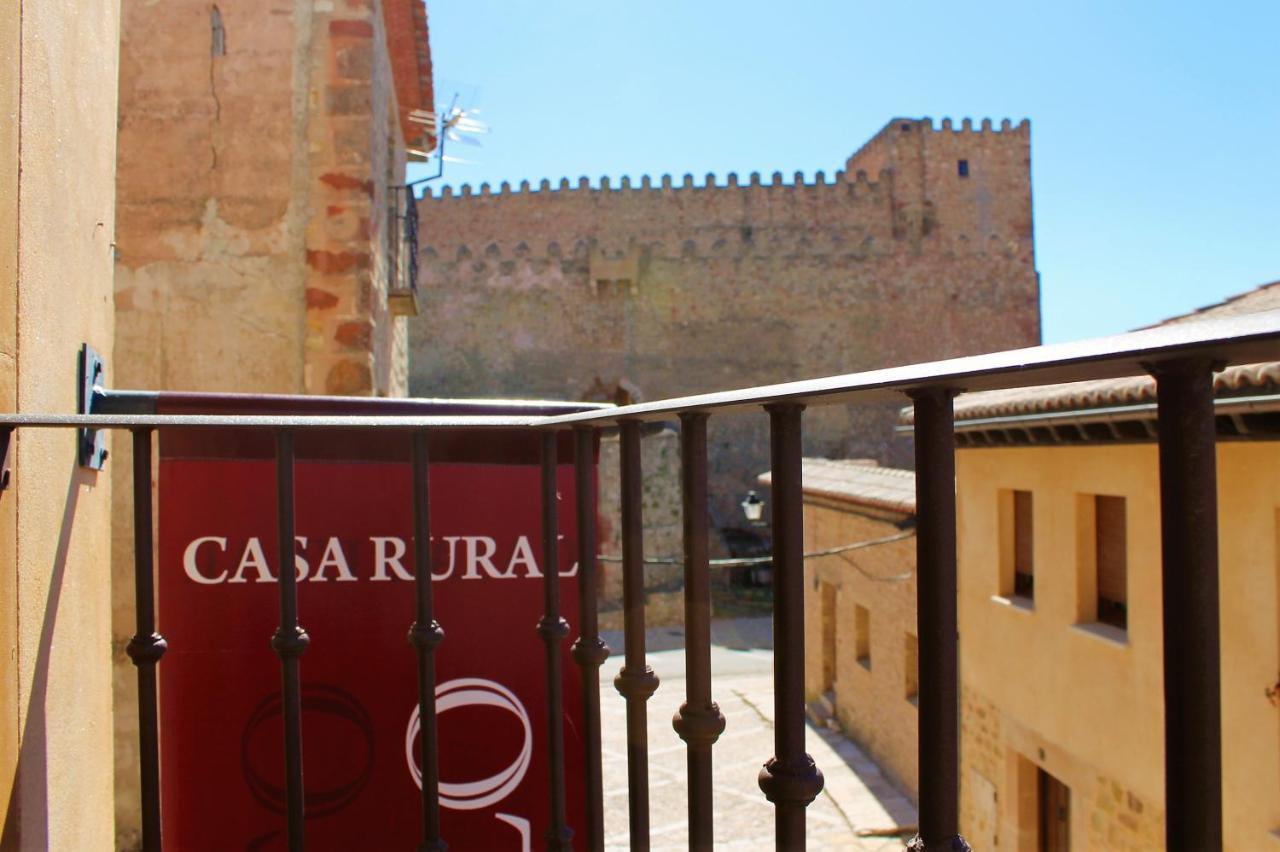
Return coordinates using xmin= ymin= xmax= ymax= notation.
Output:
xmin=411 ymin=118 xmax=1040 ymax=526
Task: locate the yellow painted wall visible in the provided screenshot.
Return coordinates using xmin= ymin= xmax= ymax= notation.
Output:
xmin=1 ymin=0 xmax=121 ymax=847
xmin=957 ymin=442 xmax=1280 ymax=851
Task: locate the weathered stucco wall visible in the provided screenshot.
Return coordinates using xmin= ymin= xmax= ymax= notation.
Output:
xmin=412 ymin=118 xmax=1040 ymax=527
xmin=956 ymin=442 xmax=1280 ymax=850
xmin=110 ymin=2 xmax=418 ymax=845
xmin=1 ymin=0 xmax=121 ymax=847
xmin=114 ymin=0 xmax=310 ymax=396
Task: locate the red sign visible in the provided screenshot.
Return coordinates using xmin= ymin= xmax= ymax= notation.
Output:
xmin=157 ymin=456 xmax=586 ymax=850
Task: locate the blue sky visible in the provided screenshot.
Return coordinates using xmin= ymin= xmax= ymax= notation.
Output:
xmin=410 ymin=0 xmax=1278 ymax=343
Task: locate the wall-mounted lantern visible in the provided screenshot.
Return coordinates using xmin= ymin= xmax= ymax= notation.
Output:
xmin=741 ymin=490 xmax=766 ymax=526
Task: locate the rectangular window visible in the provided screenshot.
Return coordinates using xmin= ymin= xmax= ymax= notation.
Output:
xmin=905 ymin=633 xmax=919 ymax=705
xmin=820 ymin=582 xmax=837 ymax=693
xmin=855 ymin=604 xmax=871 ymax=670
xmin=1014 ymin=490 xmax=1034 ymax=597
xmin=957 ymin=159 xmax=970 ymax=177
xmin=1001 ymin=489 xmax=1035 ymax=601
xmin=1095 ymin=495 xmax=1127 ymax=630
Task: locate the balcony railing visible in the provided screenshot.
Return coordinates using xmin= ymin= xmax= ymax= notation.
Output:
xmin=3 ymin=308 xmax=1278 ymax=851
xmin=388 ymin=184 xmax=421 ymax=317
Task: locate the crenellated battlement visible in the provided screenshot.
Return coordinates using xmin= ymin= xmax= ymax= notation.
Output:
xmin=421 ymin=166 xmax=890 ymax=200
xmin=416 ymin=115 xmax=1035 ymax=265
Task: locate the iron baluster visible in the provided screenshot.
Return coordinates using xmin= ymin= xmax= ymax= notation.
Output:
xmin=408 ymin=430 xmax=447 ymax=852
xmin=538 ymin=432 xmax=574 ymax=850
xmin=672 ymin=412 xmax=725 ymax=851
xmin=571 ymin=426 xmax=609 ymax=852
xmin=758 ymin=404 xmax=823 ymax=851
xmin=125 ymin=428 xmax=167 ymax=851
xmin=906 ymin=388 xmax=970 ymax=852
xmin=271 ymin=430 xmax=309 ymax=852
xmin=614 ymin=420 xmax=659 ymax=850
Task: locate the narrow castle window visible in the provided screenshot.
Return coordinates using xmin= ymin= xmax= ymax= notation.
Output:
xmin=900 ymin=122 xmax=912 ymax=133
xmin=957 ymin=159 xmax=970 ymax=178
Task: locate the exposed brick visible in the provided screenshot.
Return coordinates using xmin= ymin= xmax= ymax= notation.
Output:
xmin=319 ymin=172 xmax=374 ymax=195
xmin=334 ymin=319 xmax=373 ymax=351
xmin=305 ymin=249 xmax=369 ymax=274
xmin=305 ymin=287 xmax=340 ymax=310
xmin=328 ymin=19 xmax=373 ymax=39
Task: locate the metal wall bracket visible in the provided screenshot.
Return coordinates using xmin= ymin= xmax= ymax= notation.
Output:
xmin=0 ymin=427 xmax=12 ymax=490
xmin=78 ymin=343 xmax=108 ymax=470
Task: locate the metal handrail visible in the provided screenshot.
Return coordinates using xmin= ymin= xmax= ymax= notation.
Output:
xmin=538 ymin=309 xmax=1280 ymax=425
xmin=3 ymin=309 xmax=1277 ymax=852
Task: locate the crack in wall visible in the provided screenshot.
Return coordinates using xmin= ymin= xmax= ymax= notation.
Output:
xmin=208 ymin=5 xmax=224 ymax=172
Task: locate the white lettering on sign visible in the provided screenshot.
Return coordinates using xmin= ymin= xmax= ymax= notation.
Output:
xmin=178 ymin=535 xmax=579 ymax=585
xmin=462 ymin=536 xmax=505 ymax=579
xmin=370 ymin=537 xmax=413 ymax=582
xmin=313 ymin=537 xmax=357 ymax=582
xmin=183 ymin=536 xmax=229 ymax=584
xmin=506 ymin=536 xmax=541 ymax=578
xmin=228 ymin=537 xmax=273 ymax=584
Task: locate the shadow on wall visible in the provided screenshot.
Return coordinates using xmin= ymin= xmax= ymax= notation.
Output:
xmin=1 ymin=461 xmax=92 ymax=848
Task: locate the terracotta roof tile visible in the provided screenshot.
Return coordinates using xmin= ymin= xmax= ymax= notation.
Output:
xmin=383 ymin=0 xmax=434 ymax=148
xmin=758 ymin=459 xmax=916 ymax=514
xmin=938 ymin=282 xmax=1280 ymax=422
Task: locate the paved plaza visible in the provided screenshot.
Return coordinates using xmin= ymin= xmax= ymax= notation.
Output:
xmin=599 ymin=618 xmax=917 ymax=850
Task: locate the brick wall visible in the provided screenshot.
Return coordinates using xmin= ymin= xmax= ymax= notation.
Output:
xmin=304 ymin=3 xmax=411 ymax=397
xmin=412 ymin=117 xmax=1040 ymax=527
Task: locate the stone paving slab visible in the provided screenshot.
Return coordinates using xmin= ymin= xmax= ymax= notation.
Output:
xmin=599 ymin=619 xmax=916 ymax=850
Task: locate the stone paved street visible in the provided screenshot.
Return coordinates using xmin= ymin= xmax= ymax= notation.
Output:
xmin=600 ymin=618 xmax=917 ymax=850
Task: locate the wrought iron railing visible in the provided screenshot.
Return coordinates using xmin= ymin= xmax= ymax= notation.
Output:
xmin=3 ymin=308 xmax=1278 ymax=851
xmin=388 ymin=184 xmax=421 ymax=316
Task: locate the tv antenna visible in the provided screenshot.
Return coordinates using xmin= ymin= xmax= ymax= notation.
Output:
xmin=406 ymin=93 xmax=488 ymax=189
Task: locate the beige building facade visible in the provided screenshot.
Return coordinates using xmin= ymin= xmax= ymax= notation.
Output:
xmin=2 ymin=1 xmax=123 ymax=846
xmin=793 ymin=283 xmax=1280 ymax=850
xmin=769 ymin=460 xmax=922 ymax=798
xmin=951 ymin=283 xmax=1280 ymax=851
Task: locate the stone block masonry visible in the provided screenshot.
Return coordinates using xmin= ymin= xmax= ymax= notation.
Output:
xmin=412 ymin=117 xmax=1040 ymax=528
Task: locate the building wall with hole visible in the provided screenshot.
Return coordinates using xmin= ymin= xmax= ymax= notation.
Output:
xmin=955 ymin=442 xmax=1280 ymax=849
xmin=801 ymin=494 xmax=920 ymax=799
xmin=412 ymin=117 xmax=1040 ymax=528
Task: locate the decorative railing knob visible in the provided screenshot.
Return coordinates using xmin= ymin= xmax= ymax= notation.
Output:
xmin=672 ymin=702 xmax=726 ymax=748
xmin=126 ymin=632 xmax=168 ymax=666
